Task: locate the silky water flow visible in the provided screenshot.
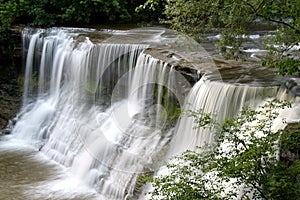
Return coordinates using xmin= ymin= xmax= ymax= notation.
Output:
xmin=2 ymin=27 xmax=300 ymax=200
xmin=9 ymin=28 xmax=191 ymax=199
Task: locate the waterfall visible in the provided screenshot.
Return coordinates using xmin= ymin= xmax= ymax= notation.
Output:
xmin=11 ymin=27 xmax=300 ymax=199
xmin=12 ymin=28 xmax=192 ymax=199
xmin=167 ymin=75 xmax=282 ymax=157
xmin=168 ymin=76 xmax=300 ymax=157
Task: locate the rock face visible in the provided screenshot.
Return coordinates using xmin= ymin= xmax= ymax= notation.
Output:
xmin=281 ymin=122 xmax=300 ymax=166
xmin=0 ymin=63 xmax=21 ymax=130
xmin=0 ymin=29 xmax=22 ymax=131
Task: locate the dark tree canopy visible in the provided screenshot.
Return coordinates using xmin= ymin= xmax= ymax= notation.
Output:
xmin=0 ymin=0 xmax=154 ymax=30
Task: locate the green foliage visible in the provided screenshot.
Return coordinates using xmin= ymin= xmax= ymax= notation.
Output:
xmin=59 ymin=0 xmax=132 ymax=24
xmin=27 ymin=1 xmax=56 ymax=26
xmin=135 ymin=0 xmax=166 ymax=23
xmin=149 ymin=100 xmax=300 ymax=199
xmin=0 ymin=0 xmax=147 ymax=31
xmin=0 ymin=0 xmax=29 ymax=31
xmin=262 ymin=56 xmax=300 ymax=76
xmin=186 ymin=108 xmax=216 ymax=129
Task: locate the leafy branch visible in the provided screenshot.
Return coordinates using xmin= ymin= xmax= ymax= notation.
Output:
xmin=148 ymin=99 xmax=299 ymax=199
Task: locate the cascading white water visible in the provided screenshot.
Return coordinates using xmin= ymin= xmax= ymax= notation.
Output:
xmin=168 ymin=76 xmax=280 ymax=157
xmin=143 ymin=72 xmax=300 ymax=200
xmin=12 ymin=28 xmax=192 ymax=199
xmin=10 ymin=27 xmax=300 ymax=200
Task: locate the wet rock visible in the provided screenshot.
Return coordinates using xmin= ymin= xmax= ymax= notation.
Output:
xmin=0 ymin=128 xmax=11 ymax=135
xmin=0 ymin=29 xmax=22 ymax=129
xmin=280 ymin=122 xmax=300 ymax=166
xmin=285 ymin=78 xmax=300 ymax=97
xmin=145 ymin=46 xmax=286 ymax=87
xmin=0 ymin=120 xmax=13 ymax=135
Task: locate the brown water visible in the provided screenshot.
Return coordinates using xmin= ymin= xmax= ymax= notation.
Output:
xmin=0 ymin=136 xmax=99 ymax=200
